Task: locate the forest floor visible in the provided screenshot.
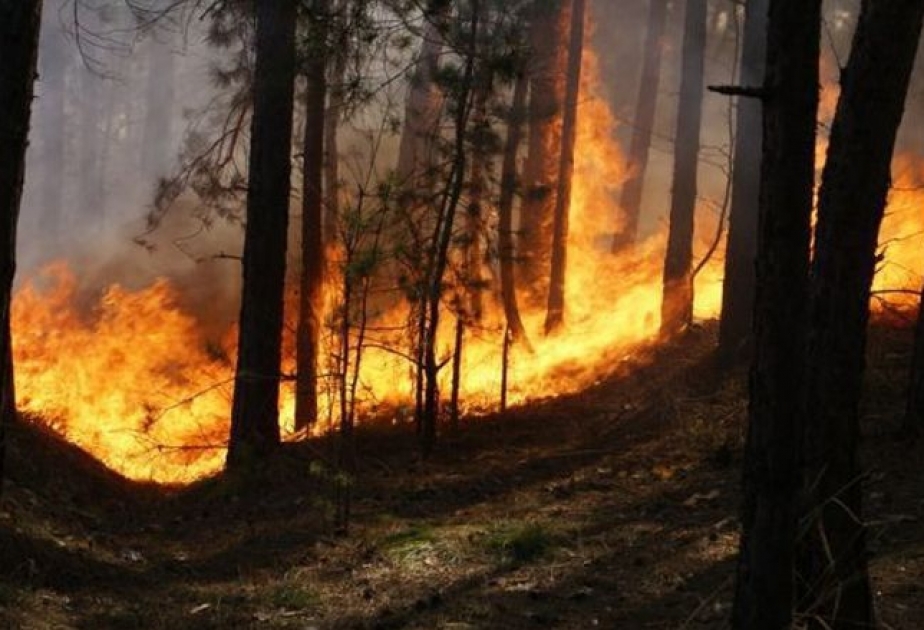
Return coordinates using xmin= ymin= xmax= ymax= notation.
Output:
xmin=1 ymin=325 xmax=924 ymax=629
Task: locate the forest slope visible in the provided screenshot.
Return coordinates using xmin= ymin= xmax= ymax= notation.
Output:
xmin=1 ymin=326 xmax=922 ymax=629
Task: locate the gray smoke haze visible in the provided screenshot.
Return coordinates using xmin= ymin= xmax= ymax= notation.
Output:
xmin=19 ymin=2 xmax=236 ymax=314
xmin=18 ymin=0 xmax=899 ymax=329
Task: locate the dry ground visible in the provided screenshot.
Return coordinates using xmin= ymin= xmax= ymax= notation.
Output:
xmin=1 ymin=325 xmax=923 ymax=629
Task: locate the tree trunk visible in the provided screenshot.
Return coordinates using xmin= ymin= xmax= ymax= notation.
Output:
xmin=519 ymin=0 xmax=569 ymax=304
xmin=498 ymin=71 xmax=530 ymax=346
xmin=295 ymin=2 xmax=329 ymax=433
xmin=801 ymin=1 xmax=924 ymax=626
xmin=660 ymin=0 xmax=707 ymax=338
xmin=545 ymin=0 xmax=585 ymax=334
xmin=730 ymin=1 xmax=820 ymax=628
xmin=227 ymin=0 xmax=298 ymax=470
xmin=449 ymin=314 xmax=463 ymax=429
xmin=716 ymin=0 xmax=768 ymax=368
xmin=0 ymin=0 xmax=42 ymax=492
xmin=420 ymin=0 xmax=479 ymax=457
xmin=611 ymin=0 xmax=667 ymax=253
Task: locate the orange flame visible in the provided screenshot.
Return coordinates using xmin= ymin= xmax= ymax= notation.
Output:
xmin=13 ymin=32 xmax=923 ymax=484
xmin=13 ymin=264 xmax=232 ymax=482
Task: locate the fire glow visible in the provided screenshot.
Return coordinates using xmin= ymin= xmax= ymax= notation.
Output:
xmin=11 ymin=40 xmax=923 ymax=484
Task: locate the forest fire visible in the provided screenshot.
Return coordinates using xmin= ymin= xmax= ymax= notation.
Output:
xmin=7 ymin=11 xmax=923 ymax=486
xmin=8 ymin=1 xmax=924 ymax=627
xmin=26 ymin=175 xmax=916 ymax=483
xmin=873 ymin=154 xmax=924 ymax=309
xmin=9 ymin=41 xmax=722 ymax=484
xmin=12 ymin=265 xmax=233 ymax=482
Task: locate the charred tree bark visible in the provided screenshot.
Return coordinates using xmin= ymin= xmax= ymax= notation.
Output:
xmin=449 ymin=313 xmax=463 ymax=429
xmin=612 ymin=0 xmax=667 ymax=253
xmin=519 ymin=0 xmax=569 ymax=304
xmin=498 ymin=71 xmax=530 ymax=347
xmin=545 ymin=0 xmax=585 ymax=334
xmin=0 ymin=0 xmax=42 ymax=492
xmin=295 ymin=2 xmax=330 ymax=433
xmin=716 ymin=0 xmax=768 ymax=368
xmin=227 ymin=0 xmax=298 ymax=470
xmin=801 ymin=1 xmax=924 ymax=626
xmin=730 ymin=1 xmax=820 ymax=628
xmin=660 ymin=0 xmax=707 ymax=338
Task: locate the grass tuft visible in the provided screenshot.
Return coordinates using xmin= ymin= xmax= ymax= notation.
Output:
xmin=267 ymin=583 xmax=320 ymax=610
xmin=481 ymin=522 xmax=556 ymax=564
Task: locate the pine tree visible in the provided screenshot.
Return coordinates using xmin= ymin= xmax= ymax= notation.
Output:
xmin=0 ymin=0 xmax=43 ymax=492
xmin=660 ymin=0 xmax=707 ymax=337
xmin=716 ymin=0 xmax=768 ymax=367
xmin=227 ymin=0 xmax=299 ymax=470
xmin=731 ymin=0 xmax=820 ymax=626
xmin=612 ymin=0 xmax=668 ymax=253
xmin=801 ymin=1 xmax=924 ymax=625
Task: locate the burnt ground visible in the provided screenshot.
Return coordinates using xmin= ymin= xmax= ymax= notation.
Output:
xmin=1 ymin=325 xmax=923 ymax=629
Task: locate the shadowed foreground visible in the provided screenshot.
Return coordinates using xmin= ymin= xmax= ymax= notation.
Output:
xmin=1 ymin=327 xmax=922 ymax=629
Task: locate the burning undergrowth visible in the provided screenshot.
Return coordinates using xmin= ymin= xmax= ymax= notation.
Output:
xmin=10 ymin=26 xmax=924 ymax=486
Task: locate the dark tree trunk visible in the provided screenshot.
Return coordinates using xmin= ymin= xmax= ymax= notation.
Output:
xmin=716 ymin=0 xmax=768 ymax=368
xmin=295 ymin=2 xmax=330 ymax=433
xmin=611 ymin=0 xmax=667 ymax=253
xmin=545 ymin=0 xmax=585 ymax=334
xmin=519 ymin=0 xmax=569 ymax=304
xmin=730 ymin=1 xmax=820 ymax=628
xmin=420 ymin=0 xmax=479 ymax=457
xmin=903 ymin=285 xmax=924 ymax=438
xmin=0 ymin=0 xmax=42 ymax=492
xmin=498 ymin=71 xmax=530 ymax=346
xmin=227 ymin=0 xmax=298 ymax=470
xmin=449 ymin=314 xmax=463 ymax=429
xmin=801 ymin=1 xmax=924 ymax=626
xmin=660 ymin=0 xmax=707 ymax=338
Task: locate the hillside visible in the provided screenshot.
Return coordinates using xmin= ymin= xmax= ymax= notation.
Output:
xmin=1 ymin=327 xmax=922 ymax=629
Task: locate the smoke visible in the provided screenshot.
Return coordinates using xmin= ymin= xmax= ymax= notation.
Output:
xmin=19 ymin=4 xmax=236 ymax=314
